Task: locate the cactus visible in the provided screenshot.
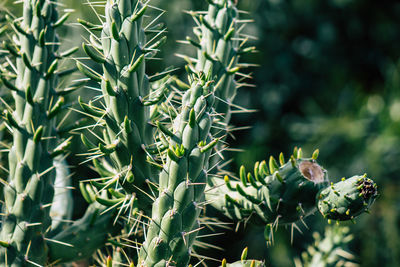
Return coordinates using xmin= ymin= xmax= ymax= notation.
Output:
xmin=138 ymin=74 xmax=217 ymax=266
xmin=0 ymin=0 xmax=73 ymax=264
xmin=207 ymin=148 xmax=377 ymax=245
xmin=0 ymin=0 xmax=378 ymax=266
xmin=77 ymin=0 xmax=159 ymax=211
xmin=187 ymin=0 xmax=253 ymax=183
xmin=48 ymin=201 xmax=120 ymax=262
xmin=317 ymin=175 xmax=378 ymax=221
xmin=208 ymin=149 xmax=329 ymax=226
xmin=296 ymin=226 xmax=357 ymax=267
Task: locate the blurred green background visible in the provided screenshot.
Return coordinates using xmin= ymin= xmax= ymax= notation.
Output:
xmin=2 ymin=0 xmax=400 ymax=266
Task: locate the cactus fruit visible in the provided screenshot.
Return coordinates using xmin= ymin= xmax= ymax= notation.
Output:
xmin=317 ymin=175 xmax=378 ymax=221
xmin=208 ymin=150 xmax=329 ymax=225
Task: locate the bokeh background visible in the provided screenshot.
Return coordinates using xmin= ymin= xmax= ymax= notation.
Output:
xmin=1 ymin=0 xmax=400 ymax=266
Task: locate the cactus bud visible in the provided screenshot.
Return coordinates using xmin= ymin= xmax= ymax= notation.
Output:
xmin=317 ymin=175 xmax=378 ymax=221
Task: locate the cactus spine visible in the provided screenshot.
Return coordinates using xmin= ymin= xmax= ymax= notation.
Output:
xmin=0 ymin=0 xmax=72 ymax=265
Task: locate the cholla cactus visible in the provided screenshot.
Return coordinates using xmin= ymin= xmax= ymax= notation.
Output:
xmin=296 ymin=226 xmax=358 ymax=267
xmin=208 ymin=149 xmax=329 ymax=226
xmin=0 ymin=0 xmax=378 ymax=266
xmin=208 ymin=148 xmax=377 ymax=244
xmin=77 ymin=0 xmax=158 ymax=210
xmin=318 ymin=175 xmax=378 ymax=221
xmin=138 ymin=74 xmax=217 ymax=266
xmin=0 ymin=0 xmax=73 ymax=264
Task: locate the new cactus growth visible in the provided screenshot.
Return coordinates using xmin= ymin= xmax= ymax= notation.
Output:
xmin=0 ymin=0 xmax=378 ymax=266
xmin=317 ymin=175 xmax=378 ymax=221
xmin=220 ymin=247 xmax=265 ymax=267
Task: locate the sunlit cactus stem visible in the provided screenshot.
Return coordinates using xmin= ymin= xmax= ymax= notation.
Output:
xmin=78 ymin=0 xmax=162 ymax=210
xmin=138 ymin=74 xmax=218 ymax=266
xmin=0 ymin=0 xmax=71 ymax=265
xmin=188 ymin=0 xmax=252 ymax=181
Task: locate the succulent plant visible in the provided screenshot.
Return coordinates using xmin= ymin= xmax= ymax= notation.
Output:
xmin=0 ymin=0 xmax=74 ymax=264
xmin=0 ymin=0 xmax=378 ymax=266
xmin=209 ymin=149 xmax=329 ymax=226
xmin=296 ymin=226 xmax=357 ymax=267
xmin=318 ymin=175 xmax=378 ymax=221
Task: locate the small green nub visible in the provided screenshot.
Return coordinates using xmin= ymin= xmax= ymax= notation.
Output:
xmin=241 ymin=247 xmax=248 ymax=260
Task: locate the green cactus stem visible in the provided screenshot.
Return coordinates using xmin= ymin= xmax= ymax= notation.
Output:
xmin=208 ymin=149 xmax=329 ymax=226
xmin=0 ymin=0 xmax=72 ymax=265
xmin=317 ymin=175 xmax=378 ymax=221
xmin=48 ymin=202 xmax=120 ymax=263
xmin=138 ymin=74 xmax=217 ymax=266
xmin=187 ymin=0 xmax=254 ymax=181
xmin=78 ymin=0 xmax=165 ymax=211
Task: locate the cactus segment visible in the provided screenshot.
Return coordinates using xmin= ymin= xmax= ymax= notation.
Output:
xmin=48 ymin=203 xmax=121 ymax=262
xmin=297 ymin=226 xmax=356 ymax=267
xmin=138 ymin=76 xmax=216 ymax=266
xmin=0 ymin=0 xmax=72 ymax=264
xmin=78 ymin=0 xmax=167 ymax=211
xmin=317 ymin=175 xmax=378 ymax=221
xmin=209 ymin=153 xmax=329 ymax=225
xmin=190 ymin=0 xmax=253 ymax=185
